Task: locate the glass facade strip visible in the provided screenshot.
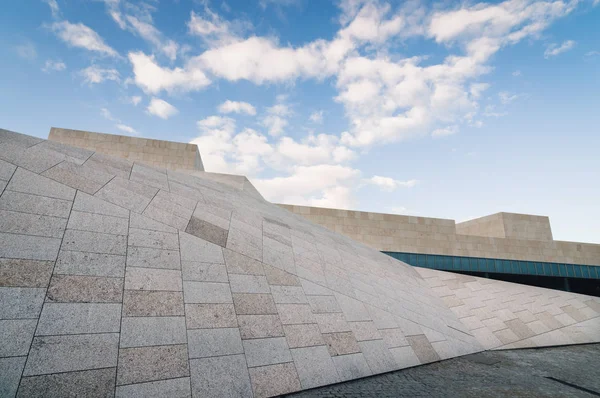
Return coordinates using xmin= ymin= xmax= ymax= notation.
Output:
xmin=382 ymin=251 xmax=599 ymax=280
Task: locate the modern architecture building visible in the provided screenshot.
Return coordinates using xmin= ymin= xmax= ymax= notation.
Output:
xmin=0 ymin=127 xmax=598 ymax=397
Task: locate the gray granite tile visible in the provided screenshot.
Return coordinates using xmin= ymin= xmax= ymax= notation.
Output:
xmin=0 ymin=191 xmax=72 ymax=218
xmin=154 ymin=190 xmax=197 ymax=211
xmin=0 ymin=258 xmax=53 ymax=287
xmin=0 ymin=357 xmax=27 ymax=398
xmin=55 ymin=251 xmax=125 ymax=278
xmin=185 ymin=217 xmax=228 ymax=247
xmin=349 ymin=321 xmax=382 ymax=341
xmin=115 ymin=377 xmax=191 ymax=398
xmin=0 ymin=142 xmax=64 ymax=174
xmin=130 ymin=212 xmax=177 ymax=233
xmin=390 ymin=345 xmax=421 ymax=368
xmin=323 ymin=332 xmax=361 ymax=356
xmin=143 ymin=203 xmax=190 ymax=231
xmin=189 ymin=355 xmax=251 ymax=398
xmin=130 ymin=164 xmax=169 ymax=191
xmin=117 ymin=344 xmax=190 ymax=386
xmin=335 ymin=294 xmax=371 ymax=322
xmin=406 ymin=334 xmax=441 ymax=364
xmin=73 ymin=191 xmax=129 ymax=219
xmin=62 ymin=230 xmax=127 ymax=255
xmin=179 ymin=231 xmax=224 ymax=264
xmin=127 ymin=247 xmax=180 ymax=270
xmin=0 ymin=319 xmax=37 ymax=356
xmin=0 ymin=157 xmax=17 ymax=180
xmin=271 ymin=285 xmax=308 ymax=304
xmin=229 ymin=274 xmax=270 ymax=294
xmin=18 ymin=367 xmax=117 ymax=398
xmin=283 ymin=323 xmax=325 ymax=348
xmin=120 ymin=316 xmax=187 ymax=348
xmin=0 ymin=232 xmax=61 ymax=261
xmin=36 ymin=303 xmax=122 ymax=335
xmin=243 ymin=337 xmax=292 ymax=367
xmin=128 ymin=228 xmax=179 ymax=251
xmin=192 ymin=204 xmax=231 ymax=230
xmin=381 ymin=328 xmax=410 ymax=348
xmin=182 ymin=261 xmax=228 ymax=282
xmin=358 ymin=339 xmax=398 ymax=374
xmin=332 ymin=352 xmax=372 ymax=381
xmin=226 ymin=227 xmax=262 ymax=262
xmin=47 ymin=275 xmax=123 ymax=303
xmin=506 ymin=318 xmax=536 ymax=339
xmin=24 ymin=333 xmax=119 ymax=376
xmin=277 ymin=304 xmax=316 ymax=325
xmin=263 ymin=244 xmax=296 ymax=274
xmin=42 ymin=161 xmax=113 ymax=194
xmin=0 ymin=210 xmax=67 ymax=238
xmin=7 ymin=167 xmax=75 ymax=200
xmin=233 ymin=293 xmax=278 ymax=315
xmin=125 ymin=267 xmax=182 ymax=291
xmin=168 ymin=181 xmax=205 ymax=203
xmin=263 ymin=263 xmax=300 ymax=286
xmin=0 ymin=129 xmax=42 ymax=146
xmin=96 ymin=177 xmax=157 ymax=213
xmin=238 ymin=314 xmax=284 ymax=339
xmin=290 ymin=345 xmax=340 ymax=389
xmin=224 ymin=249 xmax=265 ymax=275
xmin=183 ymin=281 xmax=232 ymax=304
xmin=85 ymin=152 xmax=132 ymax=180
xmin=142 ymin=191 xmax=194 ymax=230
xmin=187 ymin=327 xmax=244 ymax=358
xmin=0 ymin=287 xmax=45 ymax=319
xmin=249 ymin=362 xmax=302 ymax=398
xmin=307 ymin=295 xmax=342 ymax=314
xmin=67 ymin=210 xmax=128 ymax=235
xmin=186 ymin=303 xmax=238 ymax=329
xmin=35 ymin=140 xmax=94 ymax=164
xmin=123 ymin=290 xmax=184 ymax=317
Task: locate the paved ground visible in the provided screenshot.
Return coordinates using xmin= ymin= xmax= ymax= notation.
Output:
xmin=284 ymin=344 xmax=600 ymax=398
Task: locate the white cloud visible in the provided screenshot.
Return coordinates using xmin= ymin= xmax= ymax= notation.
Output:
xmin=116 ymin=124 xmax=140 ymax=136
xmin=432 ymin=125 xmax=459 ymax=137
xmin=42 ymin=59 xmax=66 ymax=73
xmin=218 ymin=100 xmax=256 ymax=115
xmin=43 ymin=0 xmax=60 ymax=18
xmin=80 ymin=66 xmax=120 ymax=84
xmin=512 ymin=70 xmax=522 ymax=76
xmin=146 ymin=98 xmax=178 ymax=119
xmin=585 ymin=50 xmax=600 ymax=57
xmin=128 ymin=51 xmax=211 ymax=94
xmin=499 ymin=91 xmax=519 ymax=104
xmin=129 ymin=96 xmax=142 ymax=106
xmin=275 ymin=135 xmax=355 ymax=166
xmin=51 ymin=21 xmax=118 ymax=57
xmin=261 ymin=103 xmax=292 ymax=136
xmin=16 ymin=42 xmax=37 ymax=60
xmin=469 ymin=83 xmax=490 ymax=98
xmin=309 ymin=111 xmax=323 ymax=123
xmin=100 ymin=107 xmax=117 ymax=121
xmin=367 ymin=176 xmax=418 ymax=192
xmin=544 ymin=40 xmax=575 ymax=58
xmin=125 ymin=15 xmax=179 ymax=61
xmin=389 ymin=206 xmax=408 ymax=214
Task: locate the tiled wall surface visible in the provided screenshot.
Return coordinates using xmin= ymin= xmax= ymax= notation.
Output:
xmin=456 ymin=212 xmax=553 ymax=241
xmin=277 ymin=205 xmax=600 ymax=267
xmin=48 ymin=127 xmax=204 ymax=171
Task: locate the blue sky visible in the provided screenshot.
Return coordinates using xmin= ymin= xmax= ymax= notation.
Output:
xmin=1 ymin=0 xmax=599 ymax=243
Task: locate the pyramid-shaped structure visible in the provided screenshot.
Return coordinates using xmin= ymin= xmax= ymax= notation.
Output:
xmin=1 ymin=128 xmax=599 ymax=397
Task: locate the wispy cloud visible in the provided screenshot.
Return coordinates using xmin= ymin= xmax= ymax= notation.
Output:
xmin=218 ymin=100 xmax=256 ymax=115
xmin=16 ymin=41 xmax=36 ymax=60
xmin=42 ymin=59 xmax=66 ymax=73
xmin=51 ymin=21 xmax=119 ymax=57
xmin=367 ymin=176 xmax=418 ymax=192
xmin=544 ymin=40 xmax=575 ymax=58
xmin=80 ymin=66 xmax=120 ymax=84
xmin=147 ymin=98 xmax=178 ymax=119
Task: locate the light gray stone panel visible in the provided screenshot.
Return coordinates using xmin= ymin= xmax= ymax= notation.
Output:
xmin=115 ymin=377 xmax=191 ymax=398
xmin=7 ymin=167 xmax=75 ymax=200
xmin=283 ymin=323 xmax=325 ymax=348
xmin=0 ymin=129 xmax=42 ymax=146
xmin=123 ymin=290 xmax=184 ymax=317
xmin=54 ymin=250 xmax=125 ymax=278
xmin=0 ymin=232 xmax=61 ymax=261
xmin=390 ymin=345 xmax=421 ymax=369
xmin=42 ymin=161 xmax=113 ymax=194
xmin=46 ymin=275 xmax=123 ymax=303
xmin=128 ymin=228 xmax=179 ymax=251
xmin=120 ymin=316 xmax=187 ymax=348
xmin=67 ymin=210 xmax=128 ymax=235
xmin=127 ymin=247 xmax=180 ymax=270
xmin=263 ymin=245 xmax=296 ymax=274
xmin=86 ymin=152 xmax=132 ymax=179
xmin=0 ymin=287 xmax=45 ymax=319
xmin=130 ymin=212 xmax=177 ymax=233
xmin=179 ymin=231 xmax=224 ymax=264
xmin=189 ymin=355 xmax=252 ymax=398
xmin=117 ymin=344 xmax=190 ymax=386
xmin=224 ymin=249 xmax=265 ymax=275
xmin=95 ymin=177 xmax=157 ymax=214
xmin=187 ymin=328 xmax=244 ymax=358
xmin=36 ymin=303 xmax=122 ymax=335
xmin=0 ymin=210 xmax=67 ymax=238
xmin=182 ymin=261 xmax=228 ymax=282
xmin=233 ymin=293 xmax=278 ymax=315
xmin=62 ymin=230 xmax=127 ymax=255
xmin=130 ymin=164 xmax=169 ymax=191
xmin=323 ymin=332 xmax=361 ymax=356
xmin=73 ymin=191 xmax=129 ymax=219
xmin=229 ymin=274 xmax=270 ymax=294
xmin=192 ymin=204 xmax=231 ymax=230
xmin=17 ymin=367 xmax=116 ymax=398
xmin=0 ymin=356 xmax=27 ymax=398
xmin=226 ymin=227 xmax=262 ymax=262
xmin=238 ymin=315 xmax=284 ymax=339
xmin=183 ymin=281 xmax=232 ymax=304
xmin=349 ymin=321 xmax=383 ymax=341
xmin=0 ymin=157 xmax=16 ymax=180
xmin=271 ymin=285 xmax=308 ymax=304
xmin=125 ymin=267 xmax=182 ymax=291
xmin=249 ymin=362 xmax=302 ymax=398
xmin=290 ymin=345 xmax=340 ymax=389
xmin=35 ymin=140 xmax=94 ymax=164
xmin=185 ymin=217 xmax=228 ymax=247
xmin=243 ymin=337 xmax=293 ymax=367
xmin=263 ymin=264 xmax=300 ymax=286
xmin=0 ymin=191 xmax=72 ymax=218
xmin=23 ymin=333 xmax=119 ymax=376
xmin=0 ymin=258 xmax=53 ymax=288
xmin=0 ymin=319 xmax=37 ymax=356
xmin=381 ymin=328 xmax=410 ymax=348
xmin=277 ymin=304 xmax=316 ymax=325
xmin=143 ymin=203 xmax=190 ymax=231
xmin=186 ymin=303 xmax=238 ymax=329
xmin=332 ymin=352 xmax=372 ymax=381
xmin=335 ymin=293 xmax=372 ymax=322
xmin=0 ymin=142 xmax=64 ymax=174
xmin=406 ymin=334 xmax=441 ymax=364
xmin=307 ymin=295 xmax=342 ymax=314
xmin=359 ymin=339 xmax=398 ymax=374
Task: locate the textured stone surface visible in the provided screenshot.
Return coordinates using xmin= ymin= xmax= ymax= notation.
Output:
xmin=186 ymin=217 xmax=228 ymax=247
xmin=187 ymin=327 xmax=244 ymax=358
xmin=249 ymin=362 xmax=302 ymax=398
xmin=120 ymin=316 xmax=187 ymax=348
xmin=0 ymin=190 xmax=72 ymax=218
xmin=238 ymin=314 xmax=285 ymax=339
xmin=189 ymin=355 xmax=252 ymax=398
xmin=123 ymin=290 xmax=184 ymax=317
xmin=291 ymin=345 xmax=340 ymax=389
xmin=125 ymin=267 xmax=182 ymax=291
xmin=54 ymin=251 xmax=125 ymax=278
xmin=115 ymin=377 xmax=191 ymax=398
xmin=243 ymin=337 xmax=293 ymax=367
xmin=0 ymin=258 xmax=54 ymax=287
xmin=323 ymin=332 xmax=361 ymax=356
xmin=183 ymin=281 xmax=232 ymax=304
xmin=46 ymin=275 xmax=123 ymax=303
xmin=186 ymin=303 xmax=237 ymax=328
xmin=117 ymin=344 xmax=190 ymax=386
xmin=283 ymin=323 xmax=325 ymax=348
xmin=1 ymin=357 xmax=27 ymax=398
xmin=0 ymin=232 xmax=62 ymax=261
xmin=0 ymin=319 xmax=37 ymax=356
xmin=127 ymin=247 xmax=180 ymax=270
xmin=36 ymin=303 xmax=122 ymax=335
xmin=18 ymin=368 xmax=117 ymax=398
xmin=233 ymin=293 xmax=278 ymax=315
xmin=0 ymin=287 xmax=46 ymax=319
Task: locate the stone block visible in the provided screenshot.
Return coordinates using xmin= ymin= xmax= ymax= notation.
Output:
xmin=0 ymin=191 xmax=72 ymax=218
xmin=42 ymin=161 xmax=113 ymax=194
xmin=185 ymin=303 xmax=238 ymax=329
xmin=37 ymin=303 xmax=122 ymax=335
xmin=0 ymin=210 xmax=67 ymax=238
xmin=18 ymin=368 xmax=117 ymax=398
xmin=189 ymin=355 xmax=251 ymax=398
xmin=307 ymin=295 xmax=342 ymax=314
xmin=96 ymin=177 xmax=156 ymax=213
xmin=263 ymin=264 xmax=300 ymax=286
xmin=0 ymin=287 xmax=45 ymax=319
xmin=120 ymin=316 xmax=187 ymax=348
xmin=277 ymin=304 xmax=316 ymax=325
xmin=233 ymin=293 xmax=278 ymax=315
xmin=226 ymin=228 xmax=262 ymax=262
xmin=192 ymin=205 xmax=231 ymax=230
xmin=332 ymin=352 xmax=372 ymax=381
xmin=323 ymin=331 xmax=361 ymax=356
xmin=46 ymin=275 xmax=123 ymax=303
xmin=128 ymin=228 xmax=179 ymax=251
xmin=0 ymin=356 xmax=26 ymax=398
xmin=224 ymin=249 xmax=265 ymax=275
xmin=183 ymin=281 xmax=232 ymax=304
xmin=7 ymin=167 xmax=75 ymax=200
xmin=358 ymin=339 xmax=397 ymax=374
xmin=181 ymin=261 xmax=228 ymax=282
xmin=238 ymin=315 xmax=284 ymax=339
xmin=185 ymin=217 xmax=228 ymax=247
xmin=249 ymin=362 xmax=302 ymax=398
xmin=55 ymin=251 xmax=125 ymax=278
xmin=314 ymin=313 xmax=351 ymax=333
xmin=0 ymin=142 xmax=64 ymax=174
xmin=406 ymin=334 xmax=441 ymax=364
xmin=229 ymin=274 xmax=270 ymax=294
xmin=348 ymin=321 xmax=383 ymax=341
xmin=243 ymin=337 xmax=292 ymax=367
xmin=0 ymin=319 xmax=37 ymax=356
xmin=283 ymin=323 xmax=324 ymax=348
xmin=290 ymin=345 xmax=340 ymax=389
xmin=62 ymin=230 xmax=127 ymax=255
xmin=115 ymin=377 xmax=191 ymax=398
xmin=123 ymin=291 xmax=184 ymax=317
xmin=117 ymin=344 xmax=190 ymax=386
xmin=380 ymin=328 xmax=410 ymax=348
xmin=179 ymin=231 xmax=224 ymax=264
xmin=130 ymin=212 xmax=177 ymax=233
xmin=187 ymin=328 xmax=244 ymax=358
xmin=0 ymin=232 xmax=61 ymax=261
xmin=0 ymin=258 xmax=53 ymax=287
xmin=125 ymin=267 xmax=182 ymax=291
xmin=127 ymin=247 xmax=180 ymax=270
xmin=67 ymin=211 xmax=128 ymax=235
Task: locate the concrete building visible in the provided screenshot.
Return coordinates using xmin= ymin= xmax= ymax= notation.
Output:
xmin=1 ymin=127 xmax=598 ymax=397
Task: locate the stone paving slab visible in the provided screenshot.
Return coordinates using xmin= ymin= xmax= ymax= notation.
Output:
xmin=18 ymin=367 xmax=117 ymax=398
xmin=0 ymin=258 xmax=54 ymax=288
xmin=117 ymin=344 xmax=190 ymax=386
xmin=36 ymin=303 xmax=122 ymax=335
xmin=0 ymin=191 xmax=72 ymax=218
